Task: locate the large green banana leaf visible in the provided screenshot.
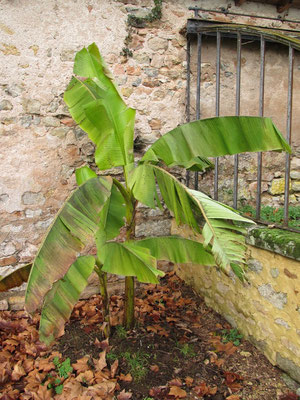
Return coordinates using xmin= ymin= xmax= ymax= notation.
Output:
xmin=101 ymin=242 xmax=164 ymax=284
xmin=64 ymin=43 xmax=135 ymax=170
xmin=133 ymin=236 xmax=215 ymax=265
xmin=75 ymin=165 xmax=97 ymax=185
xmin=75 ymin=166 xmax=126 ymax=244
xmin=0 ymin=263 xmax=32 ymax=292
xmin=25 ymin=176 xmax=112 ymax=314
xmin=39 ymin=255 xmax=95 ymax=345
xmin=142 ymin=116 xmax=291 ymax=170
xmin=130 ymin=163 xmax=252 ymax=276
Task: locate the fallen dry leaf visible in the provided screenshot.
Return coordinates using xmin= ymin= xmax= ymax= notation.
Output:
xmin=94 ymin=350 xmax=107 ymax=372
xmin=117 ymin=389 xmax=133 ymax=399
xmin=185 ymin=376 xmax=194 ymax=386
xmin=119 ymin=373 xmax=133 ymax=382
xmin=11 ymin=362 xmax=26 ymax=381
xmin=72 ymin=356 xmax=90 ymax=373
xmin=226 ymin=395 xmax=240 ymax=400
xmin=150 ymin=364 xmax=159 ymax=372
xmin=168 ymin=377 xmax=182 ymax=387
xmin=169 ymin=386 xmax=187 ymax=398
xmin=110 ymin=359 xmax=119 ymax=378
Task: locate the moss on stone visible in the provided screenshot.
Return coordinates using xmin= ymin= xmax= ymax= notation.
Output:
xmin=247 ymin=227 xmax=300 ymax=261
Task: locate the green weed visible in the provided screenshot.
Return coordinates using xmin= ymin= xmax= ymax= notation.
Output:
xmin=176 ymin=342 xmax=196 ymax=358
xmin=239 ymin=204 xmax=300 ymax=229
xmin=122 ymin=350 xmax=150 ymax=382
xmin=115 ymin=325 xmax=127 ymax=339
xmin=46 ymin=357 xmax=73 ymax=394
xmin=221 ymin=328 xmax=243 ymax=346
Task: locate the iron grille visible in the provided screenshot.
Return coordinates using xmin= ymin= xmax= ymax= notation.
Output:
xmin=186 ymin=19 xmax=300 ymax=230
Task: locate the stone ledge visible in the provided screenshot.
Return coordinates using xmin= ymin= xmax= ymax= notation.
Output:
xmin=246 ymin=226 xmax=300 ymax=261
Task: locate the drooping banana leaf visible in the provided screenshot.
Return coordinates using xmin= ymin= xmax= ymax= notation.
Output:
xmin=25 ymin=176 xmax=112 ymax=314
xmin=64 ymin=43 xmax=135 ymax=170
xmin=0 ymin=263 xmax=32 ymax=292
xmin=133 ymin=236 xmax=215 ymax=265
xmin=130 ymin=163 xmax=252 ymax=277
xmin=142 ymin=116 xmax=291 ymax=170
xmin=39 ymin=255 xmax=95 ymax=345
xmin=75 ymin=165 xmax=97 ymax=185
xmin=101 ymin=242 xmax=164 ymax=284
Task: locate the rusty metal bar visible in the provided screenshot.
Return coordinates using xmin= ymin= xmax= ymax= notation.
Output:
xmin=284 ymin=44 xmax=294 ymax=226
xmin=233 ymin=32 xmax=241 ymax=209
xmin=195 ymin=33 xmax=202 ymax=190
xmin=186 ymin=36 xmax=191 ymax=188
xmin=256 ymin=35 xmax=265 ymax=220
xmin=214 ymin=30 xmax=221 ymax=200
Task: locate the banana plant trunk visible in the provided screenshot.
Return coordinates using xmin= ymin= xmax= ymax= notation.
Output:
xmin=95 ymin=261 xmax=110 ymax=338
xmin=123 ymin=199 xmax=137 ymax=330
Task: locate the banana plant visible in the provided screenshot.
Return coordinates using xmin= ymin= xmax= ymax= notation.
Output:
xmin=1 ymin=43 xmax=290 ymax=345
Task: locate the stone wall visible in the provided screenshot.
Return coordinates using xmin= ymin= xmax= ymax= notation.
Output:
xmin=172 ymin=222 xmax=300 ymax=383
xmin=0 ymin=1 xmax=300 ymax=298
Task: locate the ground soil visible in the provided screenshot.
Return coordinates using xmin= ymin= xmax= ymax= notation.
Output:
xmin=0 ymin=271 xmax=299 ymax=400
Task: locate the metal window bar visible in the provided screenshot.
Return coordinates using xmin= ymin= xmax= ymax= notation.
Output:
xmin=234 ymin=32 xmax=242 ymax=209
xmin=284 ymin=44 xmax=294 ymax=226
xmin=256 ymin=35 xmax=265 ymax=221
xmin=186 ymin=20 xmax=298 ymax=231
xmin=214 ymin=31 xmax=221 ymax=200
xmin=186 ymin=36 xmax=191 ymax=188
xmin=195 ymin=33 xmax=202 ymax=190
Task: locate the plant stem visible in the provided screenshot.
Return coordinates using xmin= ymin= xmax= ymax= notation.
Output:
xmin=124 ymin=276 xmax=135 ymax=330
xmin=95 ymin=260 xmax=110 ymax=338
xmin=123 ymin=198 xmax=137 ymax=330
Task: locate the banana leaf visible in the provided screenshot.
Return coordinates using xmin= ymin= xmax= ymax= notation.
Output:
xmin=133 ymin=236 xmax=215 ymax=265
xmin=75 ymin=166 xmax=97 ymax=185
xmin=64 ymin=43 xmax=135 ymax=170
xmin=130 ymin=163 xmax=252 ymax=277
xmin=0 ymin=263 xmax=32 ymax=292
xmin=142 ymin=116 xmax=291 ymax=170
xmin=39 ymin=255 xmax=95 ymax=345
xmin=101 ymin=242 xmax=164 ymax=284
xmin=25 ymin=176 xmax=112 ymax=314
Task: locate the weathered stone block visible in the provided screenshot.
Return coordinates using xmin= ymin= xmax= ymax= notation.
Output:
xmin=258 ymin=283 xmax=287 ymax=309
xmin=148 ymin=37 xmax=168 ymax=51
xmin=276 ymin=353 xmax=300 ymax=383
xmin=270 ymin=268 xmax=279 ymax=278
xmin=0 ymin=300 xmax=9 ymax=310
xmin=292 ymin=180 xmax=300 ymax=192
xmin=9 ymin=295 xmax=25 ymax=311
xmin=0 ymin=100 xmax=13 ymax=111
xmin=269 ymin=178 xmax=291 ymax=195
xmin=248 ymin=258 xmax=263 ymax=273
xmin=43 ymin=116 xmax=60 ymax=127
xmin=135 ymin=219 xmax=170 ymax=238
xmin=0 ymin=255 xmax=17 ymax=267
xmin=50 ymin=127 xmax=69 ymax=138
xmin=22 ymin=98 xmax=41 ymax=114
xmin=291 ymin=171 xmax=300 ymax=180
xmin=22 ymin=191 xmax=45 ymax=205
xmin=275 ymin=318 xmax=290 ymax=329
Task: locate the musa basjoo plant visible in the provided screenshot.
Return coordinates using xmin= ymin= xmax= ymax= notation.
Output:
xmin=0 ymin=43 xmax=290 ymax=345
